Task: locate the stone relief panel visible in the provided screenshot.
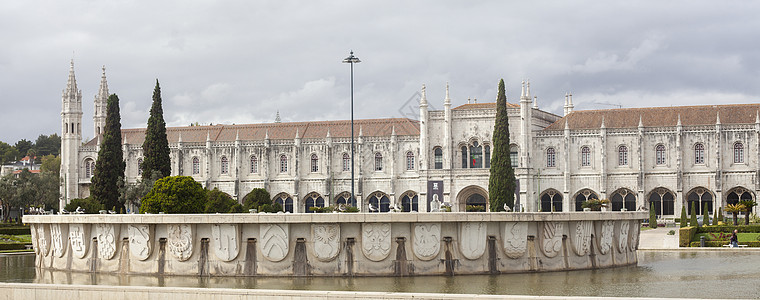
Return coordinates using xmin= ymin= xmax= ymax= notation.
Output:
xmin=502 ymin=222 xmax=528 ymax=259
xmin=541 ymin=222 xmax=563 ymax=258
xmin=168 ymin=224 xmax=194 ymax=261
xmin=30 ymin=224 xmax=39 ymax=255
xmin=128 ymin=224 xmax=152 ymax=261
xmin=96 ymin=224 xmax=119 ymax=260
xmin=311 ymin=224 xmax=340 ymax=262
xmin=571 ymin=221 xmax=593 ymax=256
xmin=412 ymin=223 xmax=441 ymax=261
xmin=36 ymin=224 xmax=50 ymax=257
xmin=629 ymin=221 xmax=639 ymax=251
xmin=618 ymin=220 xmax=630 ymax=253
xmin=212 ymin=224 xmax=240 ymax=262
xmin=261 ymin=224 xmax=289 ymax=262
xmin=50 ymin=223 xmax=68 ymax=258
xmin=361 ymin=223 xmax=392 ymax=262
xmin=68 ymin=224 xmax=89 ymax=259
xmin=459 ymin=222 xmax=487 ymax=260
xmin=597 ymin=220 xmax=614 ymax=255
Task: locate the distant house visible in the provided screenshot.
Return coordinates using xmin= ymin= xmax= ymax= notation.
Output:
xmin=0 ymin=156 xmax=41 ymax=177
xmin=12 ymin=169 xmax=41 ymax=178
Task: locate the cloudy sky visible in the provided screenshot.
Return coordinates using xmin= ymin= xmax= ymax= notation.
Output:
xmin=1 ymin=1 xmax=759 ymax=143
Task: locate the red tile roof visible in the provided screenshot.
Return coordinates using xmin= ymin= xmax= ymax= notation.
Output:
xmin=544 ymin=103 xmax=760 ymax=130
xmin=85 ymin=118 xmax=420 ymax=146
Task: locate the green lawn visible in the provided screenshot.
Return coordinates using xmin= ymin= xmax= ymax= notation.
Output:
xmin=694 ymin=232 xmax=760 ymax=243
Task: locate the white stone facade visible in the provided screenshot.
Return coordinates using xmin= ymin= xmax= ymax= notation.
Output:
xmin=60 ymin=63 xmax=759 ymax=216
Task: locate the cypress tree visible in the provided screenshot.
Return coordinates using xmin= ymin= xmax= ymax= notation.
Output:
xmin=717 ymin=207 xmax=723 ymax=225
xmin=141 ymin=79 xmax=171 ymax=180
xmin=90 ymin=94 xmax=126 ymax=212
xmin=649 ymin=202 xmax=657 ymax=229
xmin=488 ymin=79 xmax=516 ymax=212
xmin=702 ymin=203 xmax=710 ymax=226
xmin=690 ymin=204 xmax=699 ymax=227
xmin=680 ymin=205 xmax=688 ymax=227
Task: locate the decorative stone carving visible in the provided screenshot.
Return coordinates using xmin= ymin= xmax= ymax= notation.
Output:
xmin=572 ymin=221 xmax=593 ymax=256
xmin=629 ymin=221 xmax=640 ymax=251
xmin=598 ymin=220 xmax=614 ymax=255
xmin=212 ymin=224 xmax=240 ymax=262
xmin=50 ymin=223 xmax=67 ymax=258
xmin=36 ymin=224 xmax=50 ymax=257
xmin=168 ymin=224 xmax=194 ymax=261
xmin=128 ymin=224 xmax=152 ymax=261
xmin=261 ymin=223 xmax=289 ymax=262
xmin=459 ymin=222 xmax=486 ymax=260
xmin=311 ymin=224 xmax=340 ymax=262
xmin=361 ymin=223 xmax=392 ymax=262
xmin=541 ymin=222 xmax=563 ymax=258
xmin=412 ymin=223 xmax=440 ymax=260
xmin=30 ymin=224 xmax=39 ymax=255
xmin=96 ymin=224 xmax=119 ymax=260
xmin=618 ymin=220 xmax=630 ymax=253
xmin=502 ymin=222 xmax=528 ymax=259
xmin=68 ymin=224 xmax=89 ymax=259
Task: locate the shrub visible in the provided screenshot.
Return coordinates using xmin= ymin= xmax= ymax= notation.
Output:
xmin=679 ymin=226 xmax=697 ymax=247
xmin=64 ymin=198 xmax=103 ymax=214
xmin=690 ymin=205 xmax=698 ymax=227
xmin=342 ymin=205 xmax=360 ymax=213
xmin=204 ymin=188 xmax=239 ymax=213
xmin=466 ymin=205 xmax=486 ymax=212
xmin=649 ymin=202 xmax=657 ymax=229
xmin=259 ymin=202 xmax=283 ymax=213
xmin=582 ymin=199 xmax=610 ymax=211
xmin=702 ymin=203 xmax=710 ymax=226
xmin=139 ymin=176 xmax=205 ymax=214
xmin=0 ymin=227 xmax=30 ymax=235
xmin=243 ymin=188 xmax=272 ymax=211
xmin=689 ymin=241 xmax=760 ymax=247
xmin=309 ymin=206 xmax=333 ymax=213
xmin=680 ymin=206 xmax=688 ymax=227
xmin=229 ymin=203 xmax=244 ymax=213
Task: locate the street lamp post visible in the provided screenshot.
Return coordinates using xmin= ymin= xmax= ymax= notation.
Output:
xmin=342 ymin=51 xmax=361 ymax=210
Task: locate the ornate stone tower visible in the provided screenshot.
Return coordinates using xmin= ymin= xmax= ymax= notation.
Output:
xmin=93 ymin=66 xmax=108 ymax=139
xmin=60 ymin=60 xmax=83 ymax=209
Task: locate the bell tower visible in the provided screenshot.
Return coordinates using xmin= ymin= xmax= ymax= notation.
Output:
xmin=60 ymin=59 xmax=83 ymax=209
xmin=93 ymin=66 xmax=108 ymax=139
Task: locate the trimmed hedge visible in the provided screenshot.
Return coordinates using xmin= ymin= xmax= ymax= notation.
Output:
xmin=679 ymin=226 xmax=697 ymax=247
xmin=0 ymin=227 xmax=31 ymax=235
xmin=689 ymin=241 xmax=760 ymax=247
xmin=0 ymin=243 xmax=29 ymax=251
xmin=697 ymin=225 xmax=760 ymax=233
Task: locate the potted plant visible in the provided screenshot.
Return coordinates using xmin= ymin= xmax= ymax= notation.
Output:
xmin=581 ymin=199 xmax=610 ymax=211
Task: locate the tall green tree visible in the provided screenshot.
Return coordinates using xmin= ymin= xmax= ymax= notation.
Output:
xmin=680 ymin=205 xmax=688 ymax=227
xmin=14 ymin=139 xmax=33 ymax=157
xmin=34 ymin=134 xmax=60 ymax=156
xmin=702 ymin=203 xmax=710 ymax=226
xmin=90 ymin=94 xmax=126 ymax=212
xmin=488 ymin=79 xmax=516 ymax=212
xmin=690 ymin=205 xmax=699 ymax=227
xmin=141 ymin=80 xmax=171 ymax=180
xmin=649 ymin=202 xmax=657 ymax=228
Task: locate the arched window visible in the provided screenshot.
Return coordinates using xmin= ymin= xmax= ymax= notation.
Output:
xmin=727 ymin=187 xmax=753 ymax=205
xmin=65 ymin=123 xmax=68 ymax=134
xmin=581 ymin=146 xmax=591 ymax=167
xmin=84 ymin=159 xmax=95 ymax=178
xmin=574 ymin=189 xmax=599 ymax=211
xmin=304 ymin=193 xmax=324 ymax=213
xmin=546 ymin=147 xmax=556 ymax=167
xmin=649 ymin=188 xmax=675 ymax=216
xmin=540 ymin=190 xmax=563 ymax=212
xmin=434 ymin=147 xmax=443 ymax=169
xmin=470 ymin=141 xmax=483 ymax=168
xmin=484 ymin=145 xmax=491 ymax=168
xmin=466 ymin=194 xmax=487 ymax=211
xmin=694 ymin=143 xmax=705 ymax=164
xmin=137 ymin=158 xmax=143 ymax=176
xmin=250 ymin=156 xmax=258 ymax=173
xmin=406 ymin=151 xmax=415 ymax=170
xmin=274 ymin=194 xmax=294 ymax=213
xmin=655 ymin=144 xmax=666 ymax=165
xmin=374 ymin=152 xmax=383 ymax=171
xmin=220 ymin=156 xmax=229 ymax=174
xmin=192 ymin=157 xmax=200 ymax=174
xmin=461 ymin=146 xmax=468 ymax=168
xmin=280 ymin=155 xmax=288 ymax=173
xmin=310 ymin=154 xmax=319 ymax=172
xmin=342 ymin=153 xmax=350 ymax=171
xmin=400 ymin=193 xmax=418 ymax=212
xmin=368 ymin=193 xmax=390 ymax=213
xmin=734 ymin=142 xmax=744 ymax=163
xmin=610 ymin=189 xmax=636 ymax=211
xmin=618 ymin=145 xmax=628 ymax=166
xmin=687 ymin=188 xmax=713 ymax=215
xmin=335 ymin=192 xmax=357 ymax=208
xmin=509 ymin=144 xmax=518 ymax=167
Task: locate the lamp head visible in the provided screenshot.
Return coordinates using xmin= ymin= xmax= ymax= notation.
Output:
xmin=342 ymin=51 xmax=361 ymax=64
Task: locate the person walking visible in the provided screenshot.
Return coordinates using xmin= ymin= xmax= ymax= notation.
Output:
xmin=730 ymin=229 xmax=739 ymax=248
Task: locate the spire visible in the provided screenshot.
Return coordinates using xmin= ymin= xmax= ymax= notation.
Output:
xmin=122 ymin=135 xmax=127 ymax=145
xmin=206 ymin=131 xmax=211 ymax=141
xmin=265 ymin=129 xmax=269 ymax=140
xmin=444 ymin=82 xmax=451 ymax=106
xmin=526 ymin=80 xmax=531 ymax=98
xmin=358 ymin=125 xmax=363 ymax=137
xmin=568 ymin=93 xmax=574 ymax=113
xmin=677 ymin=114 xmax=682 ymax=127
xmin=600 ymin=116 xmax=606 ymax=129
xmin=638 ymin=115 xmax=644 ymax=128
xmin=756 ymin=111 xmax=759 ymax=124
xmin=716 ymin=111 xmax=721 ymax=125
xmin=326 ymin=127 xmax=331 ymax=138
xmin=178 ymin=132 xmax=183 ymax=143
xmin=64 ymin=59 xmax=78 ymax=98
xmin=420 ymin=84 xmax=427 ymax=106
xmin=274 ymin=111 xmax=281 ymax=123
xmin=93 ymin=65 xmax=109 ymax=137
xmin=294 ymin=128 xmax=300 ymax=139
xmin=564 ymin=118 xmax=569 ymax=130
xmin=235 ymin=129 xmax=240 ymax=141
xmin=98 ymin=65 xmax=109 ymax=98
xmin=533 ymin=96 xmax=538 ymax=109
xmin=520 ymin=80 xmax=525 ymax=98
xmin=391 ymin=125 xmax=396 ymax=136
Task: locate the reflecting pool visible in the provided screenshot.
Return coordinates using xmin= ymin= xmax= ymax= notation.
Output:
xmin=2 ymin=250 xmax=759 ymax=298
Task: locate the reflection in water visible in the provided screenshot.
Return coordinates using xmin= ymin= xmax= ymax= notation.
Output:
xmin=2 ymin=251 xmax=760 ymax=298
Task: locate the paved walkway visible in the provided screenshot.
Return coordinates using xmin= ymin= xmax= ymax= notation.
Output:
xmin=638 ymin=226 xmax=680 ymax=249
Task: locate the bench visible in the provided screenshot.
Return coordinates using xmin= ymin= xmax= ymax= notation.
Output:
xmin=722 ymin=244 xmax=748 ymax=248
